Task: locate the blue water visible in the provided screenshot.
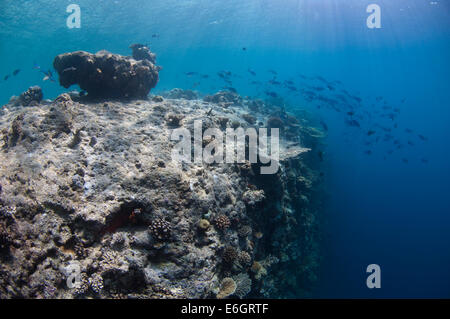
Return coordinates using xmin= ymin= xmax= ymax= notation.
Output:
xmin=1 ymin=0 xmax=449 ymax=298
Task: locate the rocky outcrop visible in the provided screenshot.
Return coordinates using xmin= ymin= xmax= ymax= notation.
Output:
xmin=0 ymin=92 xmax=323 ymax=299
xmin=9 ymin=86 xmax=44 ymax=107
xmin=53 ymin=47 xmax=160 ymax=99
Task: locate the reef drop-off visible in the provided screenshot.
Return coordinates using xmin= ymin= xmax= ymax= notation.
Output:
xmin=0 ymin=89 xmax=324 ymax=298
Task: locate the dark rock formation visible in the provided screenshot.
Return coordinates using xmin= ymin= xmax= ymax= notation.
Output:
xmin=53 ymin=47 xmax=160 ymax=99
xmin=129 ymin=44 xmax=157 ymax=64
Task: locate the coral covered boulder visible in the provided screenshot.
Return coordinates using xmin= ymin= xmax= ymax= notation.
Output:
xmin=0 ymin=91 xmax=323 ymax=299
xmin=15 ymin=86 xmax=43 ymax=106
xmin=53 ymin=47 xmax=160 ymax=99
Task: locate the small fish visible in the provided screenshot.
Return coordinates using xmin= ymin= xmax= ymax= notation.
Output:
xmin=418 ymin=134 xmax=428 ymax=141
xmin=405 ymin=128 xmax=413 ymax=133
xmin=4 ymin=75 xmax=10 ymax=81
xmin=41 ymin=69 xmax=55 ymax=82
xmin=364 ymin=150 xmax=372 ymax=155
xmin=192 ymin=82 xmax=200 ymax=88
xmin=247 ymin=69 xmax=256 ymax=76
xmin=268 ymin=69 xmax=277 ymax=75
xmin=265 ymin=91 xmax=278 ymax=98
xmin=269 ymin=79 xmax=281 ymax=85
xmin=367 ymin=130 xmax=376 ymax=136
xmin=347 ymin=111 xmax=355 ymax=116
xmin=152 ymin=34 xmax=160 ymax=38
xmin=320 ymin=120 xmax=328 ymax=132
xmin=185 ymin=72 xmax=198 ymax=76
xmin=402 ymin=158 xmax=409 ymax=163
xmin=346 ymin=119 xmax=360 ymax=128
xmin=13 ymin=69 xmax=20 ymax=76
xmin=287 ymin=86 xmax=297 ymax=91
xmin=421 ymin=158 xmax=428 ymax=164
xmin=407 ymin=141 xmax=415 ymax=146
xmin=242 ymin=47 xmax=247 ymax=51
xmin=318 ymin=151 xmax=324 ymax=161
xmin=201 ymin=74 xmax=209 ymax=79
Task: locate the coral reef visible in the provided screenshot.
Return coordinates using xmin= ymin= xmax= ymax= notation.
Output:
xmin=216 ymin=277 xmax=236 ymax=299
xmin=0 ymin=88 xmax=323 ymax=298
xmin=17 ymin=86 xmax=43 ymax=106
xmin=160 ymin=88 xmax=199 ymax=100
xmin=203 ymin=90 xmax=242 ymax=105
xmin=215 ymin=215 xmax=231 ymax=231
xmin=129 ymin=44 xmax=156 ymax=64
xmin=149 ymin=218 xmax=172 ymax=241
xmin=53 ymin=46 xmax=160 ymax=99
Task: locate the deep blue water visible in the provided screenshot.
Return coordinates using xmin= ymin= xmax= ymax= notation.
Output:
xmin=1 ymin=0 xmax=449 ymax=298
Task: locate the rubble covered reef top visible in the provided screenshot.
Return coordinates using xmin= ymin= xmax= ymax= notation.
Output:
xmin=0 ymin=47 xmax=325 ymax=299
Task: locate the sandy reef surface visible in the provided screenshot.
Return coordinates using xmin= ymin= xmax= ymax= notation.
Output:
xmin=0 ymin=90 xmax=323 ymax=298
